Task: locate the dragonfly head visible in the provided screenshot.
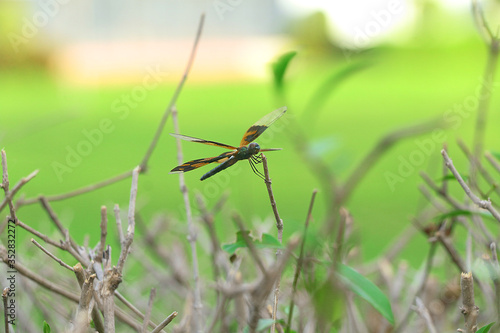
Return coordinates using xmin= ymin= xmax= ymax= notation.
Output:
xmin=248 ymin=142 xmax=261 ymax=155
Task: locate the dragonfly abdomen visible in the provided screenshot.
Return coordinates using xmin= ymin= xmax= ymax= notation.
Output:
xmin=200 ymin=157 xmax=238 ymax=181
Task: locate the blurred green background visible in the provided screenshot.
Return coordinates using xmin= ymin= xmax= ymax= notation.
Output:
xmin=2 ymin=0 xmax=500 ymax=268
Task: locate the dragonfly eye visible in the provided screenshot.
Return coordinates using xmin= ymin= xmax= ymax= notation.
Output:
xmin=249 ymin=142 xmax=260 ymax=154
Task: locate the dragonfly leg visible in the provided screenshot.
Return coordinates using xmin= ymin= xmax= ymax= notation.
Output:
xmin=248 ymin=159 xmax=265 ymax=180
xmin=252 ymin=154 xmax=263 ymax=164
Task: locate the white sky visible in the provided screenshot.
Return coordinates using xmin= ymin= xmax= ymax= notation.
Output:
xmin=279 ymin=0 xmax=470 ymax=46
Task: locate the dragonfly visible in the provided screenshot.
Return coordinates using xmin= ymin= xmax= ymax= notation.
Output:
xmin=170 ymin=106 xmax=287 ymax=181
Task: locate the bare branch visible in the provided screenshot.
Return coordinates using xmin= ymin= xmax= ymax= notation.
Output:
xmin=0 ymin=245 xmax=79 ymax=302
xmin=74 ymin=273 xmax=96 ymax=330
xmin=117 ymin=166 xmax=140 ymax=274
xmin=140 ymin=12 xmax=205 ymax=171
xmin=262 ymin=154 xmax=284 ymax=333
xmin=17 ymin=169 xmax=134 ymax=206
xmin=141 ymin=288 xmax=156 ymax=333
xmin=460 ymin=272 xmax=479 ymax=333
xmin=286 ymin=189 xmax=318 ymax=333
xmin=0 ymin=169 xmax=38 ymax=214
xmin=172 ymin=106 xmax=203 ymax=332
xmin=441 ymin=149 xmax=500 ymax=222
xmin=485 ymin=151 xmax=500 ymax=174
xmin=31 ymin=238 xmax=74 ymax=272
xmin=411 ymin=297 xmax=438 ymax=333
xmin=73 ymin=263 xmax=105 ymax=333
xmin=2 ymin=288 xmax=9 ymax=333
xmin=97 ymin=206 xmax=108 ymax=264
xmin=151 ymin=311 xmax=178 ymax=333
xmin=1 ymin=150 xmax=16 ymax=221
xmin=114 ymin=204 xmax=124 ymax=245
xmin=16 ymin=219 xmax=65 ymax=250
xmin=341 ymin=118 xmax=443 ymax=203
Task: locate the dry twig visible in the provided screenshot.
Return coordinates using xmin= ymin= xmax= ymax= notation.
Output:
xmin=459 ymin=272 xmax=479 ymax=333
xmin=441 ymin=149 xmax=500 ymax=222
xmin=172 ymin=107 xmax=203 ymax=332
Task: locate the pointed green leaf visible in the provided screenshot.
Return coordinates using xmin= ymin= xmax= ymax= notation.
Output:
xmin=477 ymin=322 xmax=495 ymax=333
xmin=272 ymin=51 xmax=297 ymax=93
xmin=337 ymin=264 xmax=394 ymax=325
xmin=222 ymin=231 xmax=284 ymax=255
xmin=437 ymin=174 xmax=468 ymax=182
xmin=242 ymin=318 xmax=277 ymax=333
xmin=435 ymin=209 xmax=497 ymax=222
xmin=305 ymin=60 xmax=371 ymax=117
xmin=258 ymin=233 xmax=283 ymax=249
xmin=43 ymin=321 xmax=51 ymax=333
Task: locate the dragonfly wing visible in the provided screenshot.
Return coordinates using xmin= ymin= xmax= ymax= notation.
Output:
xmin=240 ymin=106 xmax=287 ymax=146
xmin=170 ymin=133 xmax=238 ymax=150
xmin=170 ymin=151 xmax=235 ymax=174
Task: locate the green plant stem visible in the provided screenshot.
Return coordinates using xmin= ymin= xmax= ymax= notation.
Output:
xmin=286 ymin=190 xmax=317 ymax=333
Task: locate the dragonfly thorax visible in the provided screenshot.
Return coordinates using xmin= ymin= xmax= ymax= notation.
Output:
xmin=236 ymin=142 xmax=261 ymax=160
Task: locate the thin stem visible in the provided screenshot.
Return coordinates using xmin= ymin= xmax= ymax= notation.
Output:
xmin=232 ymin=214 xmax=268 ymax=276
xmin=114 ymin=204 xmax=124 ymax=245
xmin=0 ymin=169 xmax=38 ymax=214
xmin=141 ymin=288 xmax=156 ymax=333
xmin=460 ymin=272 xmax=479 ymax=333
xmin=17 ymin=169 xmax=134 ymax=206
xmin=2 ymin=288 xmax=9 ymax=333
xmin=286 ymin=190 xmax=317 ymax=333
xmin=139 ymin=13 xmax=205 ymax=171
xmin=30 ymin=238 xmax=74 ymax=271
xmin=116 ymin=166 xmax=140 ymax=274
xmin=411 ymin=297 xmax=438 ymax=333
xmin=262 ymin=154 xmax=283 ymax=333
xmin=442 ymin=149 xmax=500 ymax=222
xmin=97 ymin=206 xmax=108 ymax=264
xmin=471 ymin=3 xmax=499 ymax=165
xmin=151 ymin=311 xmax=178 ymax=333
xmin=1 ymin=150 xmax=16 ymax=221
xmin=172 ymin=107 xmax=203 ymax=332
xmin=394 ymin=242 xmax=437 ymax=333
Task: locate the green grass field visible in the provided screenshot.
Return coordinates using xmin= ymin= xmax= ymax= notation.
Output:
xmin=3 ymin=37 xmax=500 ymax=268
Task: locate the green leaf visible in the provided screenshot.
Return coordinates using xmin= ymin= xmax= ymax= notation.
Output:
xmin=312 ymin=280 xmax=344 ymax=325
xmin=435 ymin=209 xmax=497 ymax=222
xmin=477 ymin=322 xmax=495 ymax=333
xmin=222 ymin=231 xmax=284 ymax=255
xmin=43 ymin=321 xmax=51 ymax=333
xmin=436 ymin=174 xmax=468 ymax=182
xmin=337 ymin=264 xmax=394 ymax=325
xmin=256 ymin=318 xmax=275 ymax=331
xmin=272 ymin=51 xmax=297 ymax=93
xmin=242 ymin=318 xmax=277 ymax=333
xmin=305 ymin=60 xmax=371 ymax=118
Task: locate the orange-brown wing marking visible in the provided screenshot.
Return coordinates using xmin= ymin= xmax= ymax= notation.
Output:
xmin=170 ymin=133 xmax=237 ymax=150
xmin=170 ymin=151 xmax=234 ymax=174
xmin=239 ymin=106 xmax=287 ymax=146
